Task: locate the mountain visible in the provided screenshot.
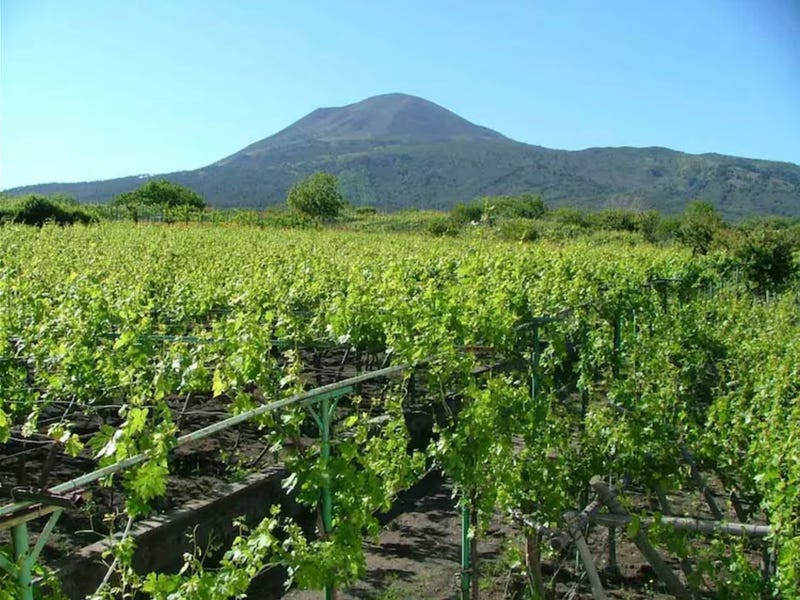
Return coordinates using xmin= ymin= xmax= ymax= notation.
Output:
xmin=5 ymin=93 xmax=800 ymax=219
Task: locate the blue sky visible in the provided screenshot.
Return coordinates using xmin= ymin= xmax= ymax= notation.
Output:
xmin=1 ymin=0 xmax=798 ymax=189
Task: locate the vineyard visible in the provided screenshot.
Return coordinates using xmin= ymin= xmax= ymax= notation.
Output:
xmin=0 ymin=223 xmax=798 ymax=599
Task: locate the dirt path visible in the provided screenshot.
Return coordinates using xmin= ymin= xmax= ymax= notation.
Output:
xmin=252 ymin=471 xmax=688 ymax=600
xmin=264 ymin=473 xmax=510 ymax=600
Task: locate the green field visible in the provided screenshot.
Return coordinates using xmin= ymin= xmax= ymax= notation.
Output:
xmin=1 ymin=222 xmax=798 ymax=599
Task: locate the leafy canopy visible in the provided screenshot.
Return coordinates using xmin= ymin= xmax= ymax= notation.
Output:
xmin=286 ymin=172 xmax=345 ymax=219
xmin=0 ymin=194 xmax=97 ymax=226
xmin=113 ymin=180 xmax=206 ymax=210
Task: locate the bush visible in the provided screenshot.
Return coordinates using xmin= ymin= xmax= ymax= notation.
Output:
xmin=286 ymin=172 xmax=345 ymax=220
xmin=677 ymin=201 xmax=725 ymax=255
xmin=113 ymin=180 xmax=206 ymax=222
xmin=471 ymin=193 xmax=547 ymax=221
xmin=450 ymin=202 xmax=483 ymax=225
xmin=655 ymin=216 xmax=681 ymax=242
xmin=426 ymin=216 xmax=459 ymax=237
xmin=634 ymin=211 xmax=661 ymax=242
xmin=260 ymin=209 xmax=317 ymax=229
xmin=548 ymin=207 xmax=590 ymax=228
xmin=730 ymin=228 xmax=797 ymax=293
xmin=354 ymin=205 xmax=377 ymax=216
xmin=591 ymin=209 xmax=638 ymax=232
xmin=496 ymin=192 xmax=546 ymax=219
xmin=6 ymin=195 xmax=97 ymax=227
xmin=495 ymin=218 xmax=539 ymax=242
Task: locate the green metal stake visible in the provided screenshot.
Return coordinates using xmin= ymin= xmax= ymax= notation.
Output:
xmin=461 ymin=495 xmax=471 ymax=600
xmin=12 ymin=522 xmax=33 ymax=600
xmin=307 ymin=389 xmax=349 ymax=600
xmin=0 ymin=551 xmax=13 ymax=574
xmin=320 ymin=394 xmax=335 ymax=600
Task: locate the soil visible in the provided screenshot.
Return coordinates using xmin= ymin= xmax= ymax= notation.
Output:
xmin=0 ymin=347 xmax=396 ymax=560
xmin=265 ymin=471 xmax=765 ymax=600
xmin=267 ymin=472 xmax=679 ymax=600
xmin=1 ymin=345 xmax=768 ymax=599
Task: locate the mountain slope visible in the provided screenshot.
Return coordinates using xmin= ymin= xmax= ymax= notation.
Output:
xmin=5 ymin=93 xmax=800 ymax=218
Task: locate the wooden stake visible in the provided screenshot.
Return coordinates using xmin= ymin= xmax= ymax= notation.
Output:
xmin=574 ymin=534 xmax=609 ymax=600
xmin=525 ymin=531 xmax=546 ymax=599
xmin=679 ymin=445 xmax=723 ymax=520
xmin=591 ymin=477 xmax=691 ymax=600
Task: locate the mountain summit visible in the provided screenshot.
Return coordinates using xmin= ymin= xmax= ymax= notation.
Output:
xmin=6 ymin=94 xmax=800 ymax=217
xmin=215 ymin=93 xmax=507 ymax=165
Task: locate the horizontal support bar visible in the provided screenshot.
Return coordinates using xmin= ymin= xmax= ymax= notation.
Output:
xmin=0 ymin=492 xmax=91 ymax=531
xmin=0 ymin=361 xmax=418 ymax=519
xmin=589 ymin=513 xmax=771 ymax=538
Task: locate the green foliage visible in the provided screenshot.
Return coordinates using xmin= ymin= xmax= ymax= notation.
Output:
xmin=0 ymin=194 xmax=97 ymax=226
xmin=450 ymin=202 xmax=483 ymax=225
xmin=495 ymin=217 xmax=539 ymax=242
xmin=548 ymin=207 xmax=590 ymax=228
xmin=678 ymin=200 xmax=725 ymax=254
xmin=286 ymin=172 xmax=345 ymax=219
xmin=2 ymin=223 xmax=799 ymax=598
xmin=723 ymin=226 xmax=798 ymax=292
xmin=492 ymin=192 xmax=546 ymax=219
xmin=426 ymin=215 xmax=459 ymax=237
xmin=341 ymin=209 xmax=449 ymax=234
xmin=112 ymin=179 xmax=206 ymax=221
xmin=353 ymin=205 xmax=377 ymax=215
xmin=591 ymin=208 xmax=640 ymax=232
xmin=453 ymin=192 xmax=547 ymax=225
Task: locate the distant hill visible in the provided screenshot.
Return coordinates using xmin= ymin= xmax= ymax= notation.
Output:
xmin=6 ymin=93 xmax=800 ymax=219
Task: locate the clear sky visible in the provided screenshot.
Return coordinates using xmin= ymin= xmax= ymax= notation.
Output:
xmin=1 ymin=0 xmax=798 ymax=190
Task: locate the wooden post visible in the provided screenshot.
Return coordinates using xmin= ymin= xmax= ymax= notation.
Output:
xmin=574 ymin=535 xmax=609 ymax=600
xmin=679 ymin=445 xmax=723 ymax=520
xmin=655 ymin=483 xmax=699 ymax=598
xmin=525 ymin=532 xmax=546 ymax=599
xmin=591 ymin=477 xmax=691 ymax=600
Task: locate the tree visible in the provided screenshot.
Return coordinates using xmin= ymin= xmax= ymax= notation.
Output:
xmin=678 ymin=201 xmax=724 ymax=255
xmin=286 ymin=172 xmax=344 ymax=219
xmin=8 ymin=195 xmax=97 ymax=227
xmin=113 ymin=180 xmax=206 ymax=221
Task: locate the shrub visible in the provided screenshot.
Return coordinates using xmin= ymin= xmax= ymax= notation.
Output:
xmin=426 ymin=216 xmax=459 ymax=237
xmin=286 ymin=172 xmax=345 ymax=220
xmin=8 ymin=195 xmax=97 ymax=227
xmin=678 ymin=201 xmax=725 ymax=255
xmin=548 ymin=207 xmax=590 ymax=228
xmin=450 ymin=202 xmax=483 ymax=226
xmin=591 ymin=209 xmax=638 ymax=232
xmin=354 ymin=205 xmax=377 ymax=216
xmin=731 ymin=228 xmax=797 ymax=293
xmin=496 ymin=218 xmax=539 ymax=243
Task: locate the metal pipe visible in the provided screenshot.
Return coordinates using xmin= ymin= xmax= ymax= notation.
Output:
xmin=321 ymin=393 xmax=334 ymax=600
xmin=461 ymin=496 xmax=470 ymax=600
xmin=0 ymin=362 xmax=416 ymax=519
xmin=12 ymin=522 xmax=33 ymax=600
xmin=25 ymin=509 xmax=63 ymax=571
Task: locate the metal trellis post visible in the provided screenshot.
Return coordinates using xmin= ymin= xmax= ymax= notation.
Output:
xmin=307 ymin=387 xmax=350 ymax=600
xmin=461 ymin=495 xmax=471 ymax=600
